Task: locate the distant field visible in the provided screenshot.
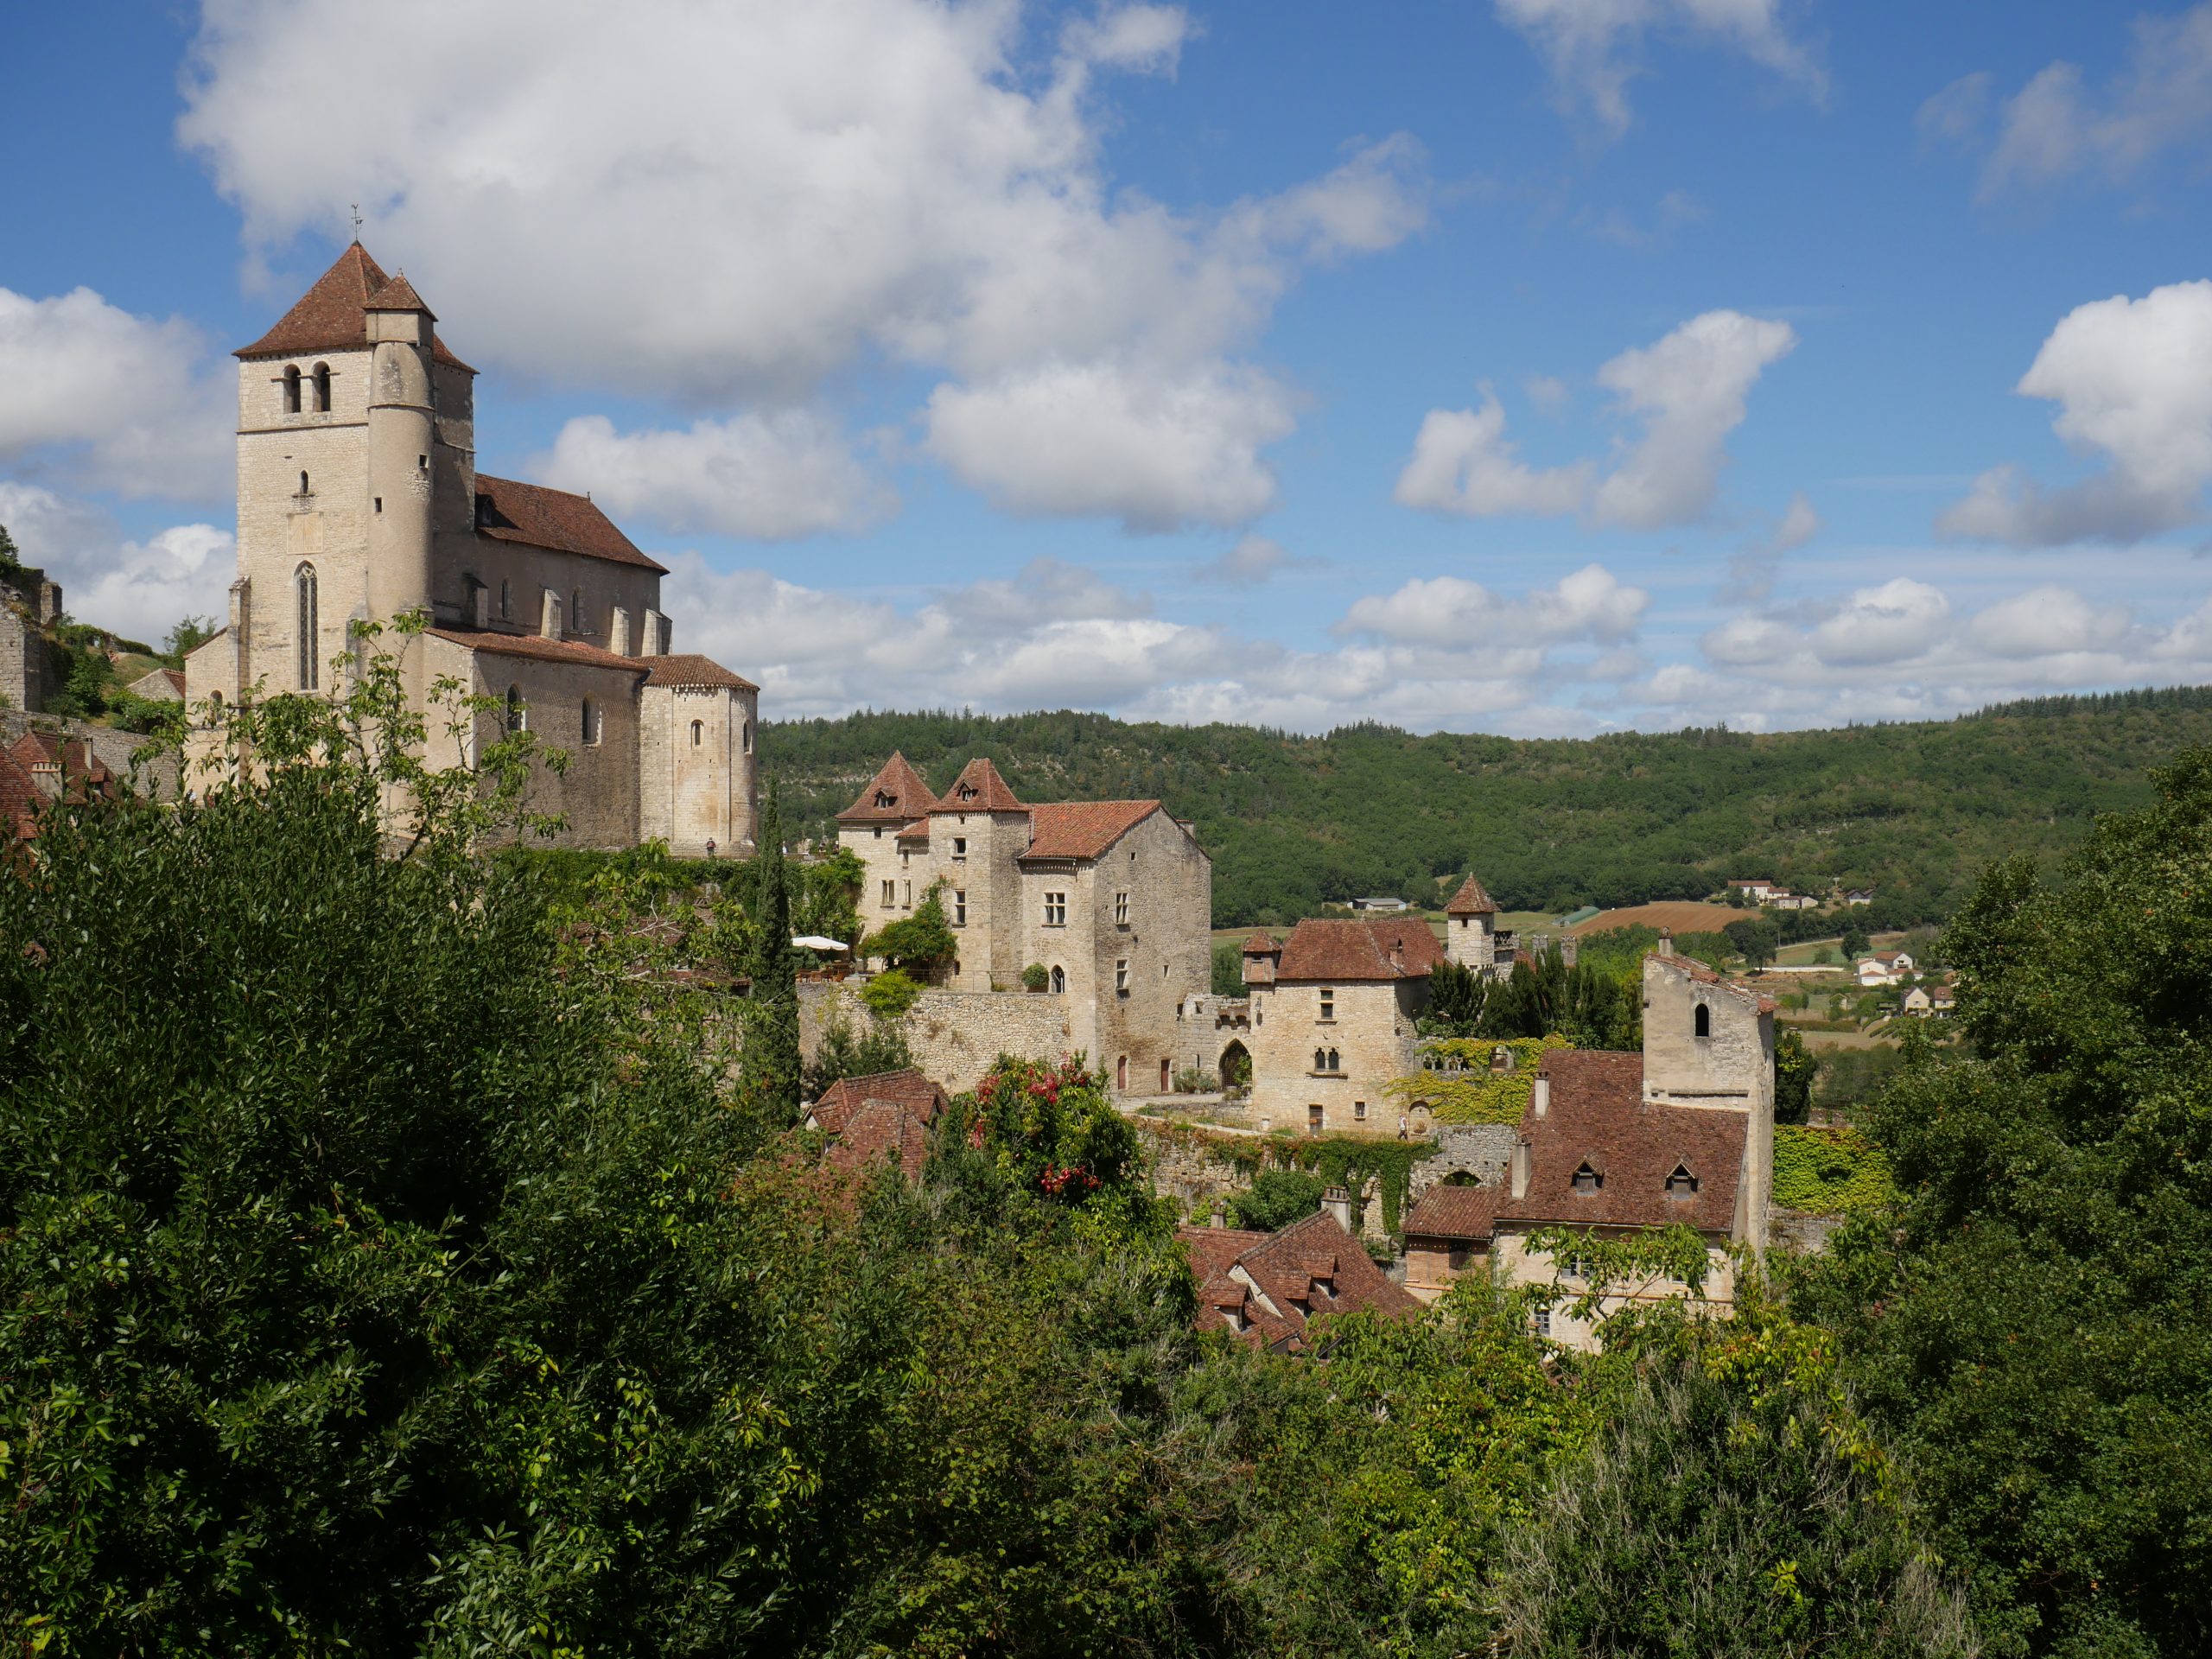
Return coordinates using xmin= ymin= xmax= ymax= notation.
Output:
xmin=1568 ymin=901 xmax=1745 ymax=938
xmin=1213 ymin=906 xmax=1562 ymax=950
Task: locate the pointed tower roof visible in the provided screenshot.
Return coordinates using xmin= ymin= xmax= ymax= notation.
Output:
xmin=1445 ymin=874 xmax=1497 ymax=916
xmin=235 ymin=242 xmax=472 ymax=371
xmin=363 ymin=270 xmax=435 ymax=317
xmin=837 ymin=753 xmax=940 ymax=825
xmin=937 ymin=756 xmax=1025 ymax=813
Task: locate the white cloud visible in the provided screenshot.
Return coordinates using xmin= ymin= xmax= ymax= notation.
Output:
xmin=1939 ymin=281 xmax=2212 ymax=546
xmin=925 ymin=360 xmax=1295 ymax=530
xmin=1770 ymin=490 xmax=1820 ymax=552
xmin=1337 ymin=563 xmax=1647 ymax=647
xmin=533 ymin=411 xmax=893 ymax=541
xmin=1977 ymin=3 xmax=2212 ymax=194
xmin=1591 ymin=308 xmax=1797 ymax=528
xmin=1193 ymin=535 xmax=1301 ymax=586
xmin=1967 ymin=585 xmax=2130 ymax=658
xmin=181 ymin=0 xmax=1427 ymax=529
xmin=1525 ymin=374 xmax=1572 ymax=415
xmin=0 ymin=481 xmax=233 ymax=645
xmin=0 ymin=287 xmax=230 ymax=500
xmin=1806 ymin=578 xmax=1951 ymax=666
xmin=1393 ymin=391 xmax=1594 ymax=518
xmin=1916 ymin=71 xmax=1993 ymax=149
xmin=1495 ymin=0 xmax=1827 ymax=137
xmin=1396 ymin=311 xmax=1795 ymax=530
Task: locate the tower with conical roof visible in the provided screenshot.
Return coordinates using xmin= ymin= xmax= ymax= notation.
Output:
xmin=1444 ymin=874 xmax=1497 ymax=972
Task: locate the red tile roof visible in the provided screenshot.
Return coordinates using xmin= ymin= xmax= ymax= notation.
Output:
xmin=937 ymin=756 xmax=1025 ymax=812
xmin=1178 ymin=1211 xmax=1420 ymax=1352
xmin=1494 ymin=1051 xmax=1748 ymax=1236
xmin=1401 ymin=1182 xmax=1500 ymax=1242
xmin=1242 ymin=931 xmax=1279 ymax=955
xmin=824 ymin=1097 xmax=932 ymax=1184
xmin=1273 ymin=917 xmax=1445 ymax=982
xmin=1445 ymin=874 xmax=1497 ymax=916
xmin=10 ymin=733 xmax=118 ymax=804
xmin=0 ymin=748 xmax=41 ymax=842
xmin=424 ymin=626 xmax=652 ymax=676
xmin=362 ymin=272 xmax=433 ymax=315
xmin=233 ymin=242 xmax=474 ymax=371
xmin=809 ymin=1068 xmax=950 ymax=1136
xmin=1653 ymin=950 xmax=1778 ymax=1015
xmin=1020 ymin=799 xmax=1162 ymax=861
xmin=474 ymin=474 xmax=667 ymax=573
xmin=839 ymin=752 xmax=941 ymax=824
xmin=644 ymin=653 xmax=757 ymax=692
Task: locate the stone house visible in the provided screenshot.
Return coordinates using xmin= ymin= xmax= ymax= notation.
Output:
xmin=1400 ymin=943 xmax=1776 ymax=1351
xmin=0 ymin=564 xmax=65 ymax=715
xmin=181 ymin=242 xmax=758 ymax=854
xmin=1179 ymin=1206 xmax=1420 ymax=1351
xmin=836 ymin=753 xmax=1212 ymax=1096
xmin=124 ymin=667 xmax=186 ymax=702
xmin=1243 ymin=916 xmax=1446 ymax=1135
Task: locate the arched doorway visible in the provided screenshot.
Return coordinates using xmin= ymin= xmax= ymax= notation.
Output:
xmin=1219 ymin=1039 xmax=1251 ymax=1090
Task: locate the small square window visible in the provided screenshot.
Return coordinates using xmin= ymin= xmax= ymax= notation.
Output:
xmin=1044 ymin=892 xmax=1067 ymax=926
xmin=952 ymin=836 xmax=968 ymax=858
xmin=953 ymin=890 xmax=967 ymax=925
xmin=1115 ymin=959 xmax=1129 ymax=994
xmin=1115 ymin=891 xmax=1129 ymax=925
xmin=1353 ymin=1100 xmax=1367 ymax=1121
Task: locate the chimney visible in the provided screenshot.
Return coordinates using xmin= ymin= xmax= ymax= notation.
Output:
xmin=609 ymin=606 xmax=631 ymax=657
xmin=1532 ymin=1077 xmax=1549 ymax=1120
xmin=1657 ymin=929 xmax=1675 ymax=959
xmin=1510 ymin=1137 xmax=1530 ymax=1199
xmin=1210 ymin=1198 xmax=1226 ymax=1229
xmin=1321 ymin=1184 xmax=1352 ymax=1229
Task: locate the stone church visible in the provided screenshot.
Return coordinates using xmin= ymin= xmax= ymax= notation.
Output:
xmin=183 ymin=243 xmax=759 ymax=854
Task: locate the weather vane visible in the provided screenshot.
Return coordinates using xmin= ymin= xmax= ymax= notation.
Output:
xmin=350 ymin=202 xmax=363 ymax=236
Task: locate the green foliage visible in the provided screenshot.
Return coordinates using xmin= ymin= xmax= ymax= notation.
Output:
xmin=1793 ymin=746 xmax=2212 ymax=1657
xmin=1842 ymin=924 xmax=1872 ymax=958
xmin=1229 ymin=1166 xmax=1327 ymax=1230
xmin=1389 ymin=1034 xmax=1574 ymax=1124
xmin=759 ymin=694 xmax=2212 ymax=926
xmin=1421 ymin=950 xmax=1640 ymax=1049
xmin=862 ymin=878 xmax=957 ymax=969
xmin=1496 ymin=1305 xmax=1974 ymax=1658
xmin=857 ymin=966 xmax=921 ymax=1020
xmin=1211 ymin=938 xmax=1246 ymax=995
xmin=162 ymin=613 xmax=217 ymax=664
xmin=1771 ymin=1124 xmax=1893 ymax=1216
xmin=0 ymin=518 xmax=22 ymax=586
xmin=1775 ymin=1026 xmax=1817 ymax=1125
xmin=801 ymin=1012 xmax=914 ymax=1099
xmin=1725 ymin=913 xmax=1780 ymax=969
xmin=949 ymin=1056 xmax=1158 ymax=1219
xmin=1267 ymin=1135 xmax=1427 ymax=1236
xmin=738 ymin=781 xmax=802 ymax=1116
xmin=1020 ymin=961 xmax=1050 ymax=992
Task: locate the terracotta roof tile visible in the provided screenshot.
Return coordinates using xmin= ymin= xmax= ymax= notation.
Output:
xmin=809 ymin=1069 xmax=950 ymax=1136
xmin=362 ymin=272 xmax=433 ymax=315
xmin=0 ymin=749 xmax=41 ymax=842
xmin=234 ymin=243 xmax=473 ymax=371
xmin=1020 ymin=800 xmax=1161 ymax=861
xmin=1402 ymin=1183 xmax=1500 ymax=1241
xmin=1179 ymin=1225 xmax=1271 ymax=1281
xmin=1242 ymin=931 xmax=1279 ymax=955
xmin=1175 ymin=1212 xmax=1418 ymax=1351
xmin=839 ymin=753 xmax=941 ymax=824
xmin=423 ymin=626 xmax=651 ymax=676
xmin=643 ymin=652 xmax=757 ymax=692
xmin=1652 ymin=950 xmax=1777 ymax=1015
xmin=1445 ymin=874 xmax=1497 ymax=916
xmin=474 ymin=474 xmax=667 ymax=573
xmin=937 ymin=756 xmax=1025 ymax=812
xmin=823 ymin=1097 xmax=931 ymax=1184
xmin=1273 ymin=917 xmax=1445 ymax=982
xmin=1493 ymin=1050 xmax=1747 ymax=1235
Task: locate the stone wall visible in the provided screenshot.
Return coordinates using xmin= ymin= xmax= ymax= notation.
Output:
xmin=798 ymin=980 xmax=1073 ymax=1096
xmin=1249 ymin=976 xmax=1425 ymax=1135
xmin=1133 ymin=1117 xmax=1406 ymax=1246
xmin=0 ymin=608 xmax=41 ymax=715
xmin=1406 ymin=1122 xmax=1519 ymax=1204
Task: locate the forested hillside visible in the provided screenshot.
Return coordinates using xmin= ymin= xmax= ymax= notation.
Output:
xmin=764 ymin=686 xmax=2212 ymax=927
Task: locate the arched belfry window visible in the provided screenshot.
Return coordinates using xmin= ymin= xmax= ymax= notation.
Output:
xmin=505 ymin=684 xmax=526 ymax=733
xmin=311 ymin=362 xmax=331 ymax=413
xmin=283 ymin=365 xmax=302 ymax=414
xmin=1694 ymin=1003 xmax=1712 ymax=1039
xmin=1314 ymin=1048 xmax=1327 ymax=1072
xmin=1050 ymin=964 xmax=1065 ymax=995
xmin=1328 ymin=1048 xmax=1341 ymax=1072
xmin=690 ymin=719 xmax=703 ymax=748
xmin=294 ymin=563 xmax=319 ymax=690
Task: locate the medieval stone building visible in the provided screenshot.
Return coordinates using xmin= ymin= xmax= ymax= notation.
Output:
xmin=836 ymin=753 xmax=1211 ymax=1096
xmin=182 ymin=243 xmax=759 ymax=854
xmin=1242 ymin=915 xmax=1446 ymax=1135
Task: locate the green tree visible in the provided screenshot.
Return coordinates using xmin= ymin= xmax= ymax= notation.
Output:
xmin=1794 ymin=747 xmax=2212 ymax=1657
xmin=162 ymin=613 xmax=217 ymax=664
xmin=1212 ymin=938 xmax=1246 ymax=995
xmin=862 ymin=879 xmax=957 ymax=972
xmin=1775 ymin=1026 xmax=1817 ymax=1125
xmin=1228 ymin=1166 xmax=1326 ymax=1230
xmin=0 ymin=518 xmax=23 ymax=587
xmin=1724 ymin=914 xmax=1780 ymax=971
xmin=1841 ymin=924 xmax=1871 ymax=958
xmin=801 ymin=1012 xmax=914 ymax=1098
xmin=740 ymin=780 xmax=803 ymax=1118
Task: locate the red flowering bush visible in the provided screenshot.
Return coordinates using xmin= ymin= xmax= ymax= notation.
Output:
xmin=952 ymin=1054 xmax=1141 ymax=1206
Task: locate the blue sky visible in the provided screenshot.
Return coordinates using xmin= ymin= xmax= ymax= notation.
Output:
xmin=4 ymin=0 xmax=2211 ymax=734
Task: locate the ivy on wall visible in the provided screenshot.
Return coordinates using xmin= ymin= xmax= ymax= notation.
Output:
xmin=1382 ymin=1034 xmax=1574 ymax=1125
xmin=1129 ymin=1119 xmax=1431 ymax=1236
xmin=1771 ymin=1123 xmax=1893 ymax=1216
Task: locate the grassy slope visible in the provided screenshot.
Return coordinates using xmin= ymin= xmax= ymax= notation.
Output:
xmin=762 ymin=687 xmax=2212 ymax=928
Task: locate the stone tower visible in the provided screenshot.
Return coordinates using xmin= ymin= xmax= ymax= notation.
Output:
xmin=1444 ymin=874 xmax=1497 ymax=971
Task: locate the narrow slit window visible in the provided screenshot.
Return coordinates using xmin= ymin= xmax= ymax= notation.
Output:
xmin=581 ymin=697 xmax=601 ymax=745
xmin=505 ymin=684 xmax=526 ymax=733
xmin=690 ymin=719 xmax=703 ymax=747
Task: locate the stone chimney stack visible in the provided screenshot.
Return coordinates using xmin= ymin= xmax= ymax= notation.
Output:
xmin=1510 ymin=1137 xmax=1530 ymax=1199
xmin=1320 ymin=1185 xmax=1352 ymax=1230
xmin=1657 ymin=928 xmax=1675 ymax=958
xmin=1532 ymin=1077 xmax=1549 ymax=1120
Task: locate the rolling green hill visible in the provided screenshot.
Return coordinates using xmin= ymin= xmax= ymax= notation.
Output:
xmin=761 ymin=686 xmax=2212 ymax=929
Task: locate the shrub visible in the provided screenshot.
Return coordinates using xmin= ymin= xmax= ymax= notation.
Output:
xmin=1229 ymin=1167 xmax=1326 ymax=1230
xmin=858 ymin=967 xmax=921 ymax=1020
xmin=1021 ymin=962 xmax=1050 ymax=993
xmin=1173 ymin=1065 xmax=1218 ymax=1094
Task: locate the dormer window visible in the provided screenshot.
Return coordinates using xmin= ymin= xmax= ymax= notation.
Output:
xmin=957 ymin=783 xmax=976 ymax=800
xmin=1571 ymin=1162 xmax=1602 ymax=1193
xmin=1694 ymin=1003 xmax=1712 ymax=1039
xmin=283 ymin=365 xmax=302 ymax=414
xmin=875 ymin=790 xmax=896 ymax=808
xmin=1666 ymin=1163 xmax=1699 ymax=1195
xmin=311 ymin=362 xmax=331 ymax=412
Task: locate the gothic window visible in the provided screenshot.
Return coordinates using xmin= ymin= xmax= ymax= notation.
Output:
xmin=1050 ymin=964 xmax=1065 ymax=995
xmin=505 ymin=685 xmax=526 ymax=733
xmin=1313 ymin=1048 xmax=1327 ymax=1072
xmin=1666 ymin=1163 xmax=1700 ymax=1195
xmin=1694 ymin=1003 xmax=1712 ymax=1039
xmin=1571 ymin=1161 xmax=1602 ymax=1193
xmin=500 ymin=580 xmax=512 ymax=621
xmin=283 ymin=365 xmax=302 ymax=414
xmin=690 ymin=720 xmax=703 ymax=747
xmin=311 ymin=362 xmax=331 ymax=412
xmin=298 ymin=470 xmax=310 ymax=497
xmin=581 ymin=697 xmax=601 ymax=746
xmin=571 ymin=587 xmax=584 ymax=636
xmin=294 ymin=563 xmax=319 ymax=690
xmin=1327 ymin=1047 xmax=1340 ymax=1072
